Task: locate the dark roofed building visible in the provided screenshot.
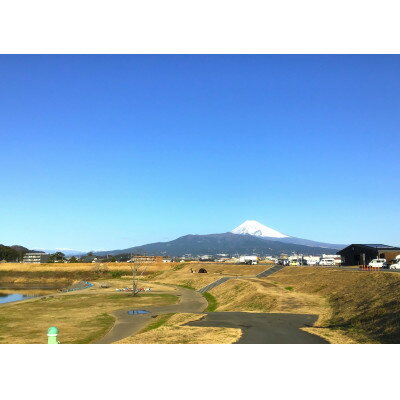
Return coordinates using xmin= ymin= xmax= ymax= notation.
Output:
xmin=337 ymin=244 xmax=400 ymax=266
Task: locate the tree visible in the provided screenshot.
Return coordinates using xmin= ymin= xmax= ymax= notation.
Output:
xmin=130 ymin=263 xmax=148 ymax=296
xmin=48 ymin=252 xmax=66 ymax=263
xmin=0 ymin=245 xmax=19 ymax=262
xmin=69 ymin=256 xmax=78 ymax=263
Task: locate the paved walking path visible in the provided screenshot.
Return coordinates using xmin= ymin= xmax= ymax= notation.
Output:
xmin=197 ymin=264 xmax=285 ymax=293
xmin=186 ymin=312 xmax=328 ymax=344
xmin=95 ymin=286 xmax=207 ymax=344
xmin=255 ymin=264 xmax=285 ymax=278
xmin=95 ymin=265 xmax=332 ymax=344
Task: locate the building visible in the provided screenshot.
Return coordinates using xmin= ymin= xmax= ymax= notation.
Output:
xmin=239 ymin=255 xmax=258 ymax=264
xmin=337 ymin=244 xmax=400 ymax=266
xmin=321 ymin=254 xmax=342 ymax=265
xmin=22 ymin=252 xmax=50 ymax=263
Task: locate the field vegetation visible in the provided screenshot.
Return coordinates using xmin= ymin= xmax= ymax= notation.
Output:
xmin=0 ymin=288 xmax=178 ymax=344
xmin=4 ymin=262 xmax=400 ymax=344
xmin=263 ymin=267 xmax=400 ymax=343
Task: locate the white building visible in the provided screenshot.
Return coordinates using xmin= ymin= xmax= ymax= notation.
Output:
xmin=322 ymin=254 xmax=342 ymax=265
xmin=22 ymin=252 xmax=50 ymax=263
xmin=239 ymin=255 xmax=258 ymax=264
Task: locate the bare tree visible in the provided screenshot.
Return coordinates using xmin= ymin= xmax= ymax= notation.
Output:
xmin=131 ymin=263 xmax=148 ymax=296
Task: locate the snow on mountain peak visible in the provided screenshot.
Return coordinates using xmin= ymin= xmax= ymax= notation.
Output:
xmin=231 ymin=220 xmax=289 ymax=238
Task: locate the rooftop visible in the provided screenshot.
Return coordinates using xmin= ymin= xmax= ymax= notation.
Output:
xmin=339 ymin=244 xmax=400 ymax=251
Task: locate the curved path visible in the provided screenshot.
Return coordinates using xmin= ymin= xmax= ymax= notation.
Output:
xmin=95 ymin=282 xmax=327 ymax=344
xmin=95 ymin=286 xmax=207 ymax=344
xmin=186 ymin=312 xmax=328 ymax=344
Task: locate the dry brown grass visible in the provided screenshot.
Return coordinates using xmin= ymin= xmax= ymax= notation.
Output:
xmin=209 ymin=278 xmax=328 ymax=316
xmin=263 ymin=267 xmax=400 ymax=343
xmin=144 ymin=271 xmax=218 ymax=290
xmin=0 ymin=262 xmax=178 ymax=286
xmin=140 ymin=263 xmax=271 ymax=290
xmin=116 ymin=313 xmax=242 ymax=344
xmin=0 ymin=262 xmax=265 ymax=288
xmin=301 ymin=327 xmax=358 ymax=344
xmin=207 ymin=277 xmax=361 ymax=343
xmin=0 ymin=262 xmax=175 ymax=273
xmin=0 ymin=291 xmax=178 ymax=344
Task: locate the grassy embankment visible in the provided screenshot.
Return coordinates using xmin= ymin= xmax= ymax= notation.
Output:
xmin=144 ymin=264 xmax=400 ymax=343
xmin=140 ymin=262 xmax=271 ymax=290
xmin=0 ymin=262 xmax=251 ymax=344
xmin=264 ymin=267 xmax=400 ymax=343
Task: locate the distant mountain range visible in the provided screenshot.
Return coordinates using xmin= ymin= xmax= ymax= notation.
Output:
xmin=34 ymin=249 xmax=86 ymax=256
xmin=95 ymin=220 xmax=345 ymax=257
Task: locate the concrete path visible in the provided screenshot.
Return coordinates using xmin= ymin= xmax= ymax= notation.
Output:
xmin=197 ymin=264 xmax=285 ymax=293
xmin=198 ymin=277 xmax=231 ymax=293
xmin=95 ymin=286 xmax=208 ymax=344
xmin=256 ymin=264 xmax=285 ymax=278
xmin=185 ymin=312 xmax=328 ymax=344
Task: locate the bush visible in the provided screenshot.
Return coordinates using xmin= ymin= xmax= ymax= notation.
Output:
xmin=110 ymin=271 xmax=124 ymax=279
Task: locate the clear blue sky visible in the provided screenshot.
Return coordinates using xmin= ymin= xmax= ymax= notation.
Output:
xmin=1 ymin=55 xmax=399 ymax=251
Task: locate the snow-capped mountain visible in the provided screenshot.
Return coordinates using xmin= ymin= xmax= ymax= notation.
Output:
xmin=231 ymin=220 xmax=345 ymax=249
xmin=96 ymin=219 xmax=346 ymax=257
xmin=231 ymin=220 xmax=289 ymax=238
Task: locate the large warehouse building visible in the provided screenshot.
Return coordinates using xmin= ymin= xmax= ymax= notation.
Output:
xmin=337 ymin=244 xmax=400 ymax=266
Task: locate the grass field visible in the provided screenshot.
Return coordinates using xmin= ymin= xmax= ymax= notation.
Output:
xmin=0 ymin=262 xmax=266 ymax=286
xmin=139 ymin=263 xmax=271 ymax=290
xmin=0 ymin=290 xmax=178 ymax=344
xmin=3 ymin=262 xmax=400 ymax=344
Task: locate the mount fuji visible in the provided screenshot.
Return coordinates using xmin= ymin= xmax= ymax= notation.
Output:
xmin=96 ymin=220 xmax=345 ymax=257
xmin=231 ymin=220 xmax=289 ymax=238
xmin=231 ymin=220 xmax=345 ymax=249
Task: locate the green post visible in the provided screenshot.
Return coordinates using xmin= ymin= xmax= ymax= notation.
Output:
xmin=47 ymin=326 xmax=59 ymax=344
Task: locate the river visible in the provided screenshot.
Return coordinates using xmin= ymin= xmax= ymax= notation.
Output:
xmin=0 ymin=285 xmax=65 ymax=305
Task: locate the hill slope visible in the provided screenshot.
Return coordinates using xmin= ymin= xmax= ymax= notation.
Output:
xmin=96 ymin=232 xmax=341 ymax=257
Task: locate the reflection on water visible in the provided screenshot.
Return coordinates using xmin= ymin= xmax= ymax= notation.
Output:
xmin=0 ymin=292 xmax=37 ymax=304
xmin=0 ymin=288 xmax=59 ymax=304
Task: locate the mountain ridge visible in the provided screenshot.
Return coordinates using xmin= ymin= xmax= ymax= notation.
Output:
xmin=95 ymin=232 xmax=344 ymax=257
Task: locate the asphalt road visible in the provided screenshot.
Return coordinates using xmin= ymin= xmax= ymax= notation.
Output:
xmin=185 ymin=312 xmax=328 ymax=344
xmin=95 ymin=286 xmax=208 ymax=344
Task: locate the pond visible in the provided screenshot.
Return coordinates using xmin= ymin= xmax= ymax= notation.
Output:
xmin=0 ymin=292 xmax=38 ymax=304
xmin=0 ymin=286 xmax=63 ymax=305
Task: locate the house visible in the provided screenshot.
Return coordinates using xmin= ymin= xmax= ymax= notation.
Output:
xmin=22 ymin=252 xmax=50 ymax=263
xmin=337 ymin=244 xmax=400 ymax=266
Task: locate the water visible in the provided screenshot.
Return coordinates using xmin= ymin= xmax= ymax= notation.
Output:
xmin=0 ymin=292 xmax=37 ymax=304
xmin=0 ymin=288 xmax=59 ymax=304
xmin=127 ymin=310 xmax=150 ymax=315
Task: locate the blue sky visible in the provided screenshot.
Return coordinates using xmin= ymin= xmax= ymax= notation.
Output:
xmin=0 ymin=55 xmax=399 ymax=251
